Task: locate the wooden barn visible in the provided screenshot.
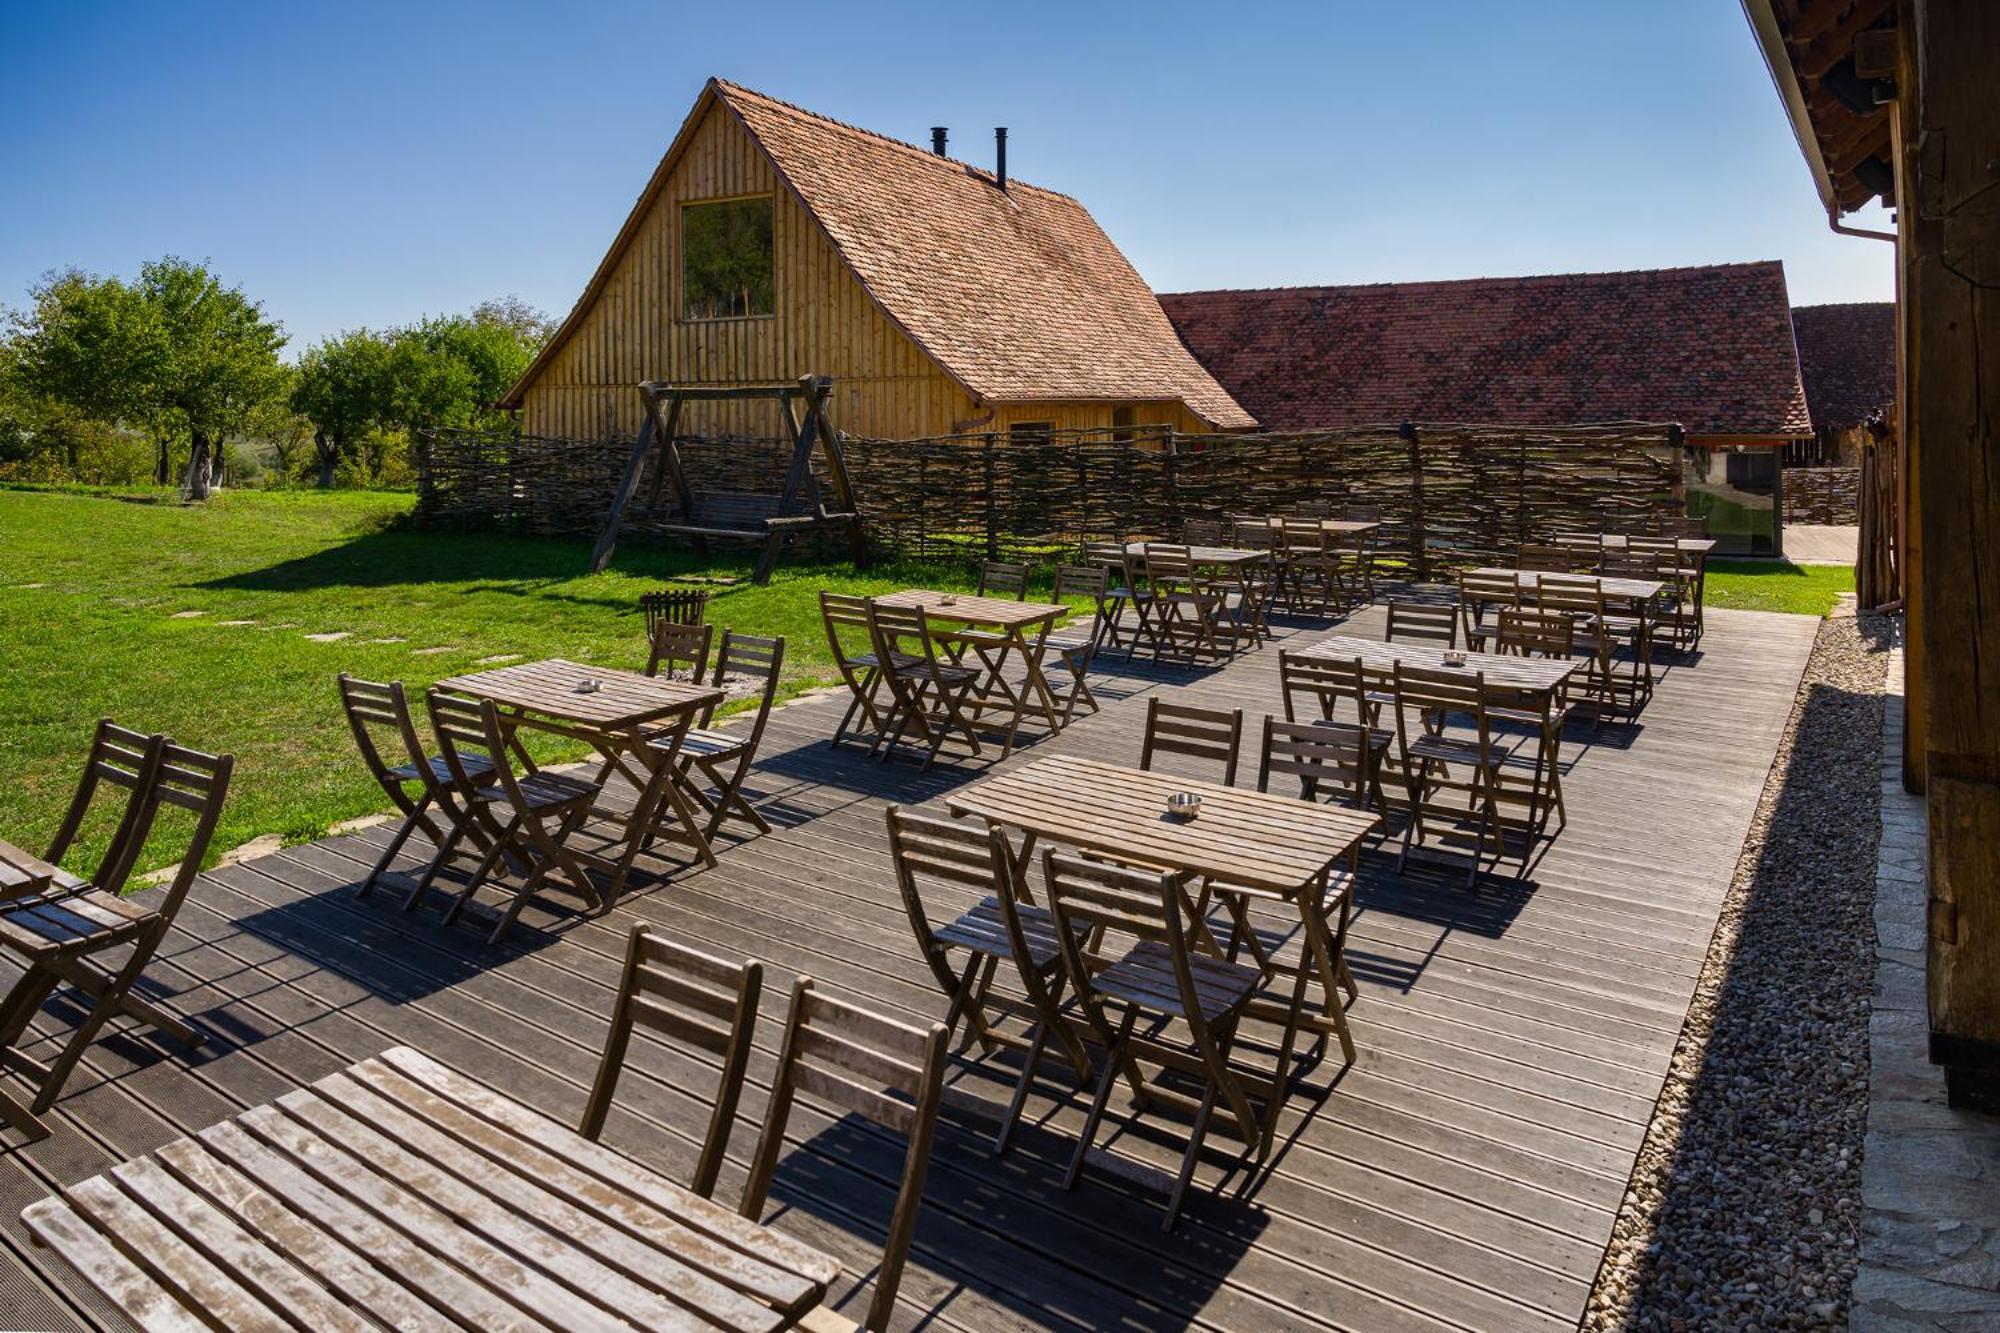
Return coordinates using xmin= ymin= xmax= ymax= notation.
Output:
xmin=498 ymin=78 xmax=1253 ymax=442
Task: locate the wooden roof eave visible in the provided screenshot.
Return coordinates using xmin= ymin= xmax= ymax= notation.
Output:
xmin=1742 ymin=0 xmax=1843 ymax=219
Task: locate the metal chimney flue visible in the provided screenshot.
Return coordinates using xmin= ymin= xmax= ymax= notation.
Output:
xmin=930 ymin=126 xmax=948 ymax=156
xmin=995 ymin=127 xmax=1007 ymax=191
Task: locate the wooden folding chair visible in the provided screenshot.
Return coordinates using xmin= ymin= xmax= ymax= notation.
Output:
xmin=1139 ymin=697 xmax=1242 ymax=785
xmin=426 ymin=689 xmax=603 ymax=942
xmin=0 ymin=737 xmax=232 ymax=1140
xmin=652 ymin=630 xmax=784 ymax=840
xmin=1141 ymin=544 xmax=1226 ymax=662
xmin=1277 ymin=520 xmax=1337 ymax=613
xmin=644 ymin=619 xmax=715 ymax=682
xmin=1039 ymin=565 xmax=1109 ymax=723
xmin=1458 ymin=569 xmax=1521 ymax=650
xmin=1180 ymin=518 xmax=1224 ymax=546
xmin=820 ymin=591 xmax=897 ymax=750
xmin=1628 ymin=537 xmax=1700 ymax=648
xmin=1334 ymin=524 xmax=1375 ymax=603
xmin=866 ymin=602 xmax=984 ymax=769
xmin=338 ymin=673 xmax=497 ymax=900
xmin=1042 ymin=850 xmax=1263 ymax=1231
xmin=741 ymin=978 xmax=947 ymax=1333
xmin=37 ymin=720 xmax=163 ymax=900
xmin=1384 ymin=598 xmax=1458 ymax=648
xmin=580 ymin=925 xmax=761 ymax=1200
xmin=1388 ymin=663 xmax=1511 ymax=886
xmin=1258 ymin=715 xmax=1373 ymax=808
xmin=1534 ymin=574 xmax=1650 ymax=719
xmin=1491 ymin=607 xmax=1576 ymax=833
xmin=1518 ymin=543 xmax=1587 ymax=573
xmin=1082 ymin=540 xmax=1150 ymax=658
xmin=887 ymin=806 xmax=1090 ymax=1152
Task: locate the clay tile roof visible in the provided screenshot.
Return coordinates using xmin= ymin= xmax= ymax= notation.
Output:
xmin=1790 ymin=302 xmax=1895 ymax=433
xmin=1160 ymin=262 xmax=1813 ymax=438
xmin=713 ymin=82 xmax=1252 ymax=429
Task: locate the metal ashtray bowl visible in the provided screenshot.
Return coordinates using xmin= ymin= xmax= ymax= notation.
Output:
xmin=1165 ymin=792 xmax=1202 ymax=821
xmin=575 ymin=678 xmax=604 ymax=694
xmin=938 ymin=594 xmax=958 ymax=606
xmin=1442 ymin=651 xmax=1469 ymax=668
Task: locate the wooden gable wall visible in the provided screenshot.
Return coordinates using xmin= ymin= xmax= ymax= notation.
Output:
xmin=514 ymin=100 xmax=1213 ymax=442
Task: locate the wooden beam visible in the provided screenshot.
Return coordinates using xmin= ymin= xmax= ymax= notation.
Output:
xmin=1910 ymin=0 xmax=2000 ymax=1112
xmin=588 ymin=393 xmax=663 ymax=574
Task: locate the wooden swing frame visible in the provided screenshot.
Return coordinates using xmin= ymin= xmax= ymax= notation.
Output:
xmin=588 ymin=375 xmax=865 ymax=584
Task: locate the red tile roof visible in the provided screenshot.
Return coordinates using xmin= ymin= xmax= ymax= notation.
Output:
xmin=1161 ymin=263 xmax=1813 ymax=438
xmin=503 ymin=80 xmax=1253 ymax=430
xmin=1790 ymin=302 xmax=1895 ymax=433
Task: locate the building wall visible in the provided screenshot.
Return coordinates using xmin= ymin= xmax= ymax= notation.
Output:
xmin=515 ymin=101 xmax=1211 ymax=443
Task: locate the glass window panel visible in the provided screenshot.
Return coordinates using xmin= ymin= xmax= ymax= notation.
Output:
xmin=682 ymin=197 xmax=774 ymax=320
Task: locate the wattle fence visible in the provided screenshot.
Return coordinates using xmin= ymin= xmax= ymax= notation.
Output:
xmin=418 ymin=421 xmax=1686 ymax=577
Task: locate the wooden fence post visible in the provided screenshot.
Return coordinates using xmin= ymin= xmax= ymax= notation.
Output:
xmin=982 ymin=433 xmax=1000 ymax=560
xmin=1401 ymin=420 xmax=1428 ymax=582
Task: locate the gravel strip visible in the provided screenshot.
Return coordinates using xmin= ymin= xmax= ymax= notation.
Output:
xmin=1586 ymin=610 xmax=1893 ymax=1331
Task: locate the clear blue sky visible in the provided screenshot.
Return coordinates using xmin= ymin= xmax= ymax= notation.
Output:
xmin=0 ymin=0 xmax=1894 ymax=354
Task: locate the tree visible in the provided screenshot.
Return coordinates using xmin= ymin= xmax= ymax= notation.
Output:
xmin=292 ymin=329 xmax=389 ymax=486
xmin=8 ymin=258 xmax=289 ymax=497
xmin=242 ymin=367 xmax=312 ymax=481
xmin=134 ymin=257 xmax=288 ymax=498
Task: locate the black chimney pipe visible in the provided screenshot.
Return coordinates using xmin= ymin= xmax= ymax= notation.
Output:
xmin=930 ymin=126 xmax=947 ymax=156
xmin=995 ymin=127 xmax=1007 ymax=191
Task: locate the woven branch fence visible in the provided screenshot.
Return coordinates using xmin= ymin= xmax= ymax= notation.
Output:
xmin=418 ymin=421 xmax=1685 ymax=578
xmin=1782 ymin=465 xmax=1861 ymax=526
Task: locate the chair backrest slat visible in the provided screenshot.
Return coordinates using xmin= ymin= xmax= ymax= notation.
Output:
xmin=977 ymin=561 xmax=1030 ymax=602
xmin=646 ymin=620 xmax=714 ymax=683
xmin=45 ymin=720 xmax=167 ymax=895
xmin=706 ymin=631 xmax=785 ymax=734
xmin=1258 ymin=717 xmax=1368 ymax=801
xmin=1278 ymin=651 xmax=1371 ymax=727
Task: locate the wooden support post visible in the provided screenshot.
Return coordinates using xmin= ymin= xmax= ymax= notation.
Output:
xmin=1907 ymin=0 xmax=2000 ymax=1111
xmin=1401 ymin=421 xmax=1428 ymax=583
xmin=982 ymin=433 xmax=999 ymax=560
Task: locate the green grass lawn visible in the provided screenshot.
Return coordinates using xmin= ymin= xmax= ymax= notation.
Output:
xmin=0 ymin=486 xmax=997 ymax=874
xmin=0 ymin=485 xmax=1855 ymax=875
xmin=1703 ymin=559 xmax=1855 ymax=617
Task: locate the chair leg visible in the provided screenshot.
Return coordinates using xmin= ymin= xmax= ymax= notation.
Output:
xmin=1165 ymin=1079 xmax=1220 ymax=1233
xmin=31 ymin=932 xmax=160 ymax=1115
xmin=358 ymin=794 xmax=432 ymax=899
xmin=0 ymin=1080 xmax=49 ymax=1141
xmin=994 ymin=1018 xmax=1054 ymax=1157
xmin=1065 ymin=1007 xmax=1135 ymax=1192
xmin=442 ymin=815 xmax=518 ymax=925
xmin=401 ymin=820 xmax=468 ymax=913
xmin=0 ymin=966 xmax=61 ymax=1050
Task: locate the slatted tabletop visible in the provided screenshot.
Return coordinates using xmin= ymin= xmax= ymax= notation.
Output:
xmin=1470 ymin=567 xmax=1666 ymax=601
xmin=873 ymin=588 xmax=1066 ymax=627
xmin=1295 ymin=633 xmax=1578 ymax=694
xmin=23 ymin=1045 xmax=841 ymax=1333
xmin=0 ymin=839 xmax=57 ymax=901
xmin=948 ymin=753 xmax=1378 ymax=897
xmin=436 ymin=659 xmax=723 ymax=729
xmin=1122 ymin=541 xmax=1271 ymax=567
xmin=1251 ymin=517 xmax=1382 ymax=537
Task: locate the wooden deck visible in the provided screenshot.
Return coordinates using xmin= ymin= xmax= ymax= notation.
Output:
xmin=0 ymin=601 xmax=1819 ymax=1332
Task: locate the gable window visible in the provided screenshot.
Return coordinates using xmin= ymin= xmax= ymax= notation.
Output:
xmin=1008 ymin=421 xmax=1054 ymax=445
xmin=682 ymin=196 xmax=774 ymax=320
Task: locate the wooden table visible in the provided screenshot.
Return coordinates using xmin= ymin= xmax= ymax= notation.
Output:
xmin=1551 ymin=534 xmax=1717 ymax=556
xmin=875 ymin=589 xmax=1066 ymax=756
xmin=1252 ymin=517 xmax=1382 ymax=539
xmin=1470 ymin=567 xmax=1665 ymax=604
xmin=24 ymin=1046 xmax=842 ymax=1332
xmin=948 ymin=754 xmax=1379 ymax=1142
xmin=1296 ymin=633 xmax=1578 ymax=696
xmin=436 ymin=659 xmax=725 ymax=902
xmin=0 ymin=838 xmax=58 ymax=901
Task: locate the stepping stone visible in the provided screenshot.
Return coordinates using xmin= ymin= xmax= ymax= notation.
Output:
xmin=170 ymin=610 xmax=208 ymax=619
xmin=304 ymin=631 xmax=352 ymax=643
xmin=220 ymin=833 xmax=284 ymax=866
xmin=473 ymin=654 xmax=522 ymax=665
xmin=412 ymin=646 xmax=458 ymax=656
xmin=259 ymin=623 xmax=298 ymax=631
xmin=369 ymin=637 xmax=406 ymax=644
xmin=329 ymin=814 xmax=391 ymax=835
xmin=12 ymin=582 xmax=44 ymax=589
xmin=218 ymin=619 xmax=257 ymax=627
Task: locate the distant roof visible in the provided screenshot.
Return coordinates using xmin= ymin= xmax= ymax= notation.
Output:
xmin=1160 ymin=262 xmax=1813 ymax=439
xmin=1791 ymin=302 xmax=1895 ymax=433
xmin=503 ymin=79 xmax=1254 ymax=430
